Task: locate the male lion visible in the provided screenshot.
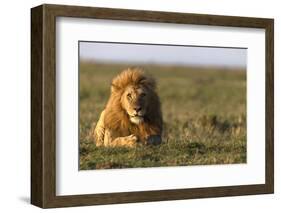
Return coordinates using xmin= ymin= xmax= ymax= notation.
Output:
xmin=93 ymin=67 xmax=163 ymax=147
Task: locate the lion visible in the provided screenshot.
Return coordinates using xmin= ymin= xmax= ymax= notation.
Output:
xmin=92 ymin=67 xmax=163 ymax=147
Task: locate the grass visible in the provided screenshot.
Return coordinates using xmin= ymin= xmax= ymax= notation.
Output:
xmin=79 ymin=62 xmax=246 ymax=170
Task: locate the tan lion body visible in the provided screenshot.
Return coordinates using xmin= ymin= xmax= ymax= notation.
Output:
xmin=93 ymin=68 xmax=163 ymax=147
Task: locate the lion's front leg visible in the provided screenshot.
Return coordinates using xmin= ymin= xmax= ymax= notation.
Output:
xmin=146 ymin=135 xmax=162 ymax=145
xmin=104 ymin=130 xmax=137 ymax=148
xmin=93 ymin=110 xmax=106 ymax=147
xmin=112 ymin=135 xmax=138 ymax=147
xmin=139 ymin=123 xmax=162 ymax=145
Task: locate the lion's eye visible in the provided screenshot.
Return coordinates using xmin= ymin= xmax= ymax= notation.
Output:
xmin=140 ymin=93 xmax=146 ymax=97
xmin=127 ymin=93 xmax=132 ymax=99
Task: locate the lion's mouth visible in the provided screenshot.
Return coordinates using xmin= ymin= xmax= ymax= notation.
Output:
xmin=130 ymin=115 xmax=144 ymax=124
xmin=131 ymin=111 xmax=144 ymax=117
xmin=131 ymin=114 xmax=143 ymax=118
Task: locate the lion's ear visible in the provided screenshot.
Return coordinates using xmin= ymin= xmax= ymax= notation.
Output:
xmin=111 ymin=83 xmax=121 ymax=93
xmin=140 ymin=77 xmax=156 ymax=90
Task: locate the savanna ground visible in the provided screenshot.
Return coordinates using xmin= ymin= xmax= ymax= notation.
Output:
xmin=79 ymin=62 xmax=246 ymax=170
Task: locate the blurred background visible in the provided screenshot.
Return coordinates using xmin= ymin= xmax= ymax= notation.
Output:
xmin=80 ymin=42 xmax=247 ymax=68
xmin=79 ymin=41 xmax=247 ymax=170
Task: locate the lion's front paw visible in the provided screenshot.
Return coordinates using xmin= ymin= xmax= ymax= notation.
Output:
xmin=146 ymin=135 xmax=162 ymax=145
xmin=124 ymin=134 xmax=138 ymax=147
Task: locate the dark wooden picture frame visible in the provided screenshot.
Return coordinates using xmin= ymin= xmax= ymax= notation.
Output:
xmin=31 ymin=4 xmax=274 ymax=208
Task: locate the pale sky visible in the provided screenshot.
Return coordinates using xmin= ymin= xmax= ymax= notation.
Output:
xmin=79 ymin=41 xmax=247 ymax=68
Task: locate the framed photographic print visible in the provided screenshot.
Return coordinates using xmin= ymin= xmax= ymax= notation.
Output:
xmin=31 ymin=4 xmax=274 ymax=208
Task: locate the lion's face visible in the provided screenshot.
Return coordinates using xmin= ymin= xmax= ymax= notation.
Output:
xmin=121 ymin=85 xmax=149 ymax=125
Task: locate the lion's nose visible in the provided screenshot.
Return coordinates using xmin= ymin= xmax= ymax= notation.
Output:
xmin=134 ymin=106 xmax=142 ymax=112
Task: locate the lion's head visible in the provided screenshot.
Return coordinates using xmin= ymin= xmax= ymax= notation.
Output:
xmin=103 ymin=67 xmax=163 ymax=141
xmin=119 ymin=80 xmax=152 ymax=125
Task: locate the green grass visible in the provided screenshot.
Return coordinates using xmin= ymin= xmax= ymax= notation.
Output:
xmin=79 ymin=62 xmax=246 ymax=170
